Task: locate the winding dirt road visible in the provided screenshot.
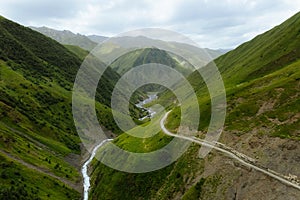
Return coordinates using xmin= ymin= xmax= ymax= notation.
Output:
xmin=160 ymin=111 xmax=300 ymax=191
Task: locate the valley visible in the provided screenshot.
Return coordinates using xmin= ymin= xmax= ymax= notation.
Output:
xmin=0 ymin=9 xmax=299 ymax=200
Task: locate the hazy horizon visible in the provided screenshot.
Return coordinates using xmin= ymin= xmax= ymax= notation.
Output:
xmin=1 ymin=0 xmax=300 ymax=49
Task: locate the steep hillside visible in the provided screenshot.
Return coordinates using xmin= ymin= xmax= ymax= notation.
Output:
xmin=215 ymin=11 xmax=300 ymax=86
xmin=0 ymin=16 xmax=124 ymax=199
xmin=30 ymin=26 xmax=98 ymax=51
xmin=110 ymin=48 xmax=194 ymax=76
xmin=89 ymin=12 xmax=300 ymax=199
xmin=64 ymin=44 xmax=90 ymax=60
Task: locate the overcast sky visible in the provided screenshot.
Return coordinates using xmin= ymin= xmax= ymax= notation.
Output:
xmin=0 ymin=0 xmax=300 ymax=49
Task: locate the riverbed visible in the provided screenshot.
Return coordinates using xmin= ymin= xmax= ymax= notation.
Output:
xmin=81 ymin=139 xmax=112 ymax=200
xmin=136 ymin=93 xmax=158 ymax=120
xmin=81 ymin=93 xmax=157 ymax=199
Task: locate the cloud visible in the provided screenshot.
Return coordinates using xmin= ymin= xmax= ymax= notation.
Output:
xmin=0 ymin=0 xmax=84 ymax=22
xmin=0 ymin=0 xmax=299 ymax=48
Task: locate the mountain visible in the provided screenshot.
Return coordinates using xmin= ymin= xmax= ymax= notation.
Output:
xmin=109 ymin=47 xmax=195 ymax=76
xmin=214 ymin=13 xmax=300 ymax=86
xmin=30 ymin=26 xmax=98 ymax=51
xmin=89 ymin=12 xmax=300 ymax=199
xmin=32 ymin=27 xmax=224 ymax=70
xmin=0 ymin=16 xmax=130 ymax=199
xmin=2 ymin=10 xmax=300 ymax=199
xmin=92 ymin=35 xmax=224 ymax=68
xmin=87 ymin=35 xmax=108 ymax=44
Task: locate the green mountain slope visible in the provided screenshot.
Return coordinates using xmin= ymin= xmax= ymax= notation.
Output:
xmin=64 ymin=44 xmax=90 ymax=60
xmin=215 ymin=12 xmax=300 ymax=86
xmin=89 ymin=12 xmax=300 ymax=200
xmin=0 ymin=16 xmax=125 ymax=199
xmin=110 ymin=47 xmax=194 ymax=76
xmin=181 ymin=12 xmax=300 ymax=137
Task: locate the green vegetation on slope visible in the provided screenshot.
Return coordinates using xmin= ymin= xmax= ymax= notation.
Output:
xmin=90 ymin=140 xmax=205 ymax=199
xmin=214 ymin=12 xmax=300 ymax=86
xmin=110 ymin=48 xmax=194 ymax=76
xmin=0 ymin=154 xmax=80 ymax=200
xmin=0 ymin=16 xmax=130 ymax=199
xmin=64 ymin=44 xmax=90 ymax=60
xmin=90 ymin=12 xmax=300 ymax=200
xmin=163 ymin=12 xmax=300 ymax=139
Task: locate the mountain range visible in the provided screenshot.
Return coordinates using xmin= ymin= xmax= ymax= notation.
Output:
xmin=30 ymin=26 xmax=225 ymax=68
xmin=0 ymin=11 xmax=299 ymax=200
xmin=29 ymin=26 xmax=100 ymax=51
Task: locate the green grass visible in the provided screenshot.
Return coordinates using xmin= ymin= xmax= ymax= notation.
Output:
xmin=214 ymin=12 xmax=300 ymax=87
xmin=89 ymin=141 xmax=205 ymax=200
xmin=0 ymin=62 xmax=80 ymax=153
xmin=0 ymin=153 xmax=80 ymax=200
xmin=224 ymin=59 xmax=300 ymax=139
xmin=64 ymin=44 xmax=90 ymax=60
xmin=0 ymin=124 xmax=79 ymax=181
xmin=182 ymin=178 xmax=205 ymax=200
xmin=112 ymin=113 xmax=173 ymax=153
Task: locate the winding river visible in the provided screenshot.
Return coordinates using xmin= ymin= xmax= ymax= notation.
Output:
xmin=82 ymin=139 xmax=112 ymax=200
xmin=136 ymin=93 xmax=158 ymax=120
xmin=81 ymin=94 xmax=157 ymax=200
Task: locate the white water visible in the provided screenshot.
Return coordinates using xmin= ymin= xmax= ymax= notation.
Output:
xmin=82 ymin=139 xmax=113 ymax=200
xmin=82 ymin=94 xmax=158 ymax=199
xmin=136 ymin=94 xmax=158 ymax=120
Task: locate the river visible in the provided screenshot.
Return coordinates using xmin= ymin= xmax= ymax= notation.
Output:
xmin=81 ymin=94 xmax=157 ymax=200
xmin=136 ymin=93 xmax=158 ymax=120
xmin=81 ymin=139 xmax=113 ymax=200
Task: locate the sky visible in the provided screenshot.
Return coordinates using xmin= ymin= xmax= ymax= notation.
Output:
xmin=0 ymin=0 xmax=300 ymax=49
